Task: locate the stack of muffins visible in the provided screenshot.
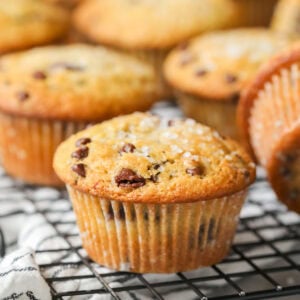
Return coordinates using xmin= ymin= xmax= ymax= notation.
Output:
xmin=0 ymin=0 xmax=299 ymax=274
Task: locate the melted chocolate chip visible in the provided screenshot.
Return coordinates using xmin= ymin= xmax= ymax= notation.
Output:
xmin=71 ymin=146 xmax=89 ymax=159
xmin=120 ymin=143 xmax=136 ymax=154
xmin=230 ymin=92 xmax=240 ymax=103
xmin=32 ymin=71 xmax=47 ymax=80
xmin=50 ymin=62 xmax=83 ymax=72
xmin=186 ymin=167 xmax=203 ymax=176
xmin=225 ymin=74 xmax=238 ymax=83
xmin=71 ymin=163 xmax=86 ymax=177
xmin=150 ymin=173 xmax=159 ymax=183
xmin=167 ymin=120 xmax=175 ymax=127
xmin=153 ymin=164 xmax=160 ymax=170
xmin=195 ymin=69 xmax=208 ymax=77
xmin=178 ymin=41 xmax=189 ymax=50
xmin=115 ymin=168 xmax=145 ymax=188
xmin=75 ymin=137 xmax=91 ymax=147
xmin=17 ymin=91 xmax=29 ymax=102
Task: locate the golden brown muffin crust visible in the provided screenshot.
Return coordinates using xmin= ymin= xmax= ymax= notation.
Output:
xmin=0 ymin=44 xmax=161 ymax=121
xmin=164 ymin=29 xmax=292 ymax=101
xmin=0 ymin=0 xmax=69 ymax=53
xmin=54 ymin=113 xmax=256 ymax=203
xmin=73 ymin=0 xmax=237 ymax=50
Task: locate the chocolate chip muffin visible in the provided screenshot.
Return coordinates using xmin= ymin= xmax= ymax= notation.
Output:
xmin=164 ymin=29 xmax=292 ymax=140
xmin=271 ymin=0 xmax=300 ymax=37
xmin=0 ymin=0 xmax=69 ymax=54
xmin=231 ymin=0 xmax=278 ymax=27
xmin=54 ymin=112 xmax=255 ymax=273
xmin=0 ymin=45 xmax=161 ymax=186
xmin=238 ymin=44 xmax=300 ymax=214
xmin=73 ymin=0 xmax=238 ymax=98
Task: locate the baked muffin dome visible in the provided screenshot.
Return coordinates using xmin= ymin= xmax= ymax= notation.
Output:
xmin=54 ymin=112 xmax=255 ymax=203
xmin=73 ymin=0 xmax=237 ymax=50
xmin=0 ymin=44 xmax=161 ymax=121
xmin=0 ymin=0 xmax=69 ymax=53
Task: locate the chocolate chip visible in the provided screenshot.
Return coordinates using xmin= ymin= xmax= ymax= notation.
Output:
xmin=225 ymin=74 xmax=238 ymax=83
xmin=243 ymin=170 xmax=251 ymax=180
xmin=153 ymin=164 xmax=160 ymax=170
xmin=167 ymin=120 xmax=175 ymax=127
xmin=290 ymin=189 xmax=299 ymax=200
xmin=32 ymin=71 xmax=47 ymax=80
xmin=75 ymin=137 xmax=91 ymax=147
xmin=178 ymin=41 xmax=189 ymax=50
xmin=115 ymin=168 xmax=145 ymax=188
xmin=195 ymin=69 xmax=208 ymax=77
xmin=150 ymin=173 xmax=159 ymax=183
xmin=50 ymin=62 xmax=83 ymax=72
xmin=71 ymin=146 xmax=89 ymax=159
xmin=71 ymin=163 xmax=86 ymax=177
xmin=120 ymin=143 xmax=136 ymax=154
xmin=279 ymin=167 xmax=291 ymax=179
xmin=17 ymin=91 xmax=29 ymax=102
xmin=230 ymin=92 xmax=240 ymax=103
xmin=186 ymin=167 xmax=203 ymax=176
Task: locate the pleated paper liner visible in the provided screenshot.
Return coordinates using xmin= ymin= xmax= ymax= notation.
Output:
xmin=177 ymin=93 xmax=239 ymax=141
xmin=249 ymin=63 xmax=300 ymax=213
xmin=0 ymin=112 xmax=87 ymax=186
xmin=231 ymin=0 xmax=278 ymax=27
xmin=68 ymin=186 xmax=247 ymax=273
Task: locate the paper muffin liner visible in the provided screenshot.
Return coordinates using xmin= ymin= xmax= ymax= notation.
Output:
xmin=68 ymin=186 xmax=247 ymax=273
xmin=177 ymin=93 xmax=239 ymax=141
xmin=0 ymin=112 xmax=88 ymax=186
xmin=231 ymin=0 xmax=278 ymax=27
xmin=249 ymin=63 xmax=300 ymax=212
xmin=127 ymin=49 xmax=172 ymax=99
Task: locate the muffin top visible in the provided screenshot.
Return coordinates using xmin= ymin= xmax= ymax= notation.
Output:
xmin=73 ymin=0 xmax=237 ymax=50
xmin=0 ymin=0 xmax=69 ymax=53
xmin=0 ymin=44 xmax=161 ymax=121
xmin=54 ymin=113 xmax=256 ymax=203
xmin=164 ymin=29 xmax=292 ymax=101
xmin=271 ymin=0 xmax=300 ymax=36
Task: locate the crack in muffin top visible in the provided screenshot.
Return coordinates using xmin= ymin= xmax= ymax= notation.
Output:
xmin=54 ymin=113 xmax=256 ymax=203
xmin=0 ymin=44 xmax=161 ymax=121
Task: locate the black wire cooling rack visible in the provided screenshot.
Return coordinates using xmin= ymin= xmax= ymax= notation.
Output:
xmin=0 ymin=170 xmax=300 ymax=300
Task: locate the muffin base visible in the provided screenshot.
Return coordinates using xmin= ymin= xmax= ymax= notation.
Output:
xmin=232 ymin=0 xmax=278 ymax=27
xmin=68 ymin=186 xmax=247 ymax=273
xmin=178 ymin=93 xmax=239 ymax=140
xmin=0 ymin=112 xmax=87 ymax=186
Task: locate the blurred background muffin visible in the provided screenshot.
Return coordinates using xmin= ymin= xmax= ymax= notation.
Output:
xmin=271 ymin=0 xmax=300 ymax=37
xmin=73 ymin=0 xmax=238 ymax=98
xmin=164 ymin=28 xmax=293 ymax=140
xmin=238 ymin=44 xmax=300 ymax=213
xmin=0 ymin=44 xmax=162 ymax=186
xmin=230 ymin=0 xmax=278 ymax=27
xmin=0 ymin=0 xmax=69 ymax=54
